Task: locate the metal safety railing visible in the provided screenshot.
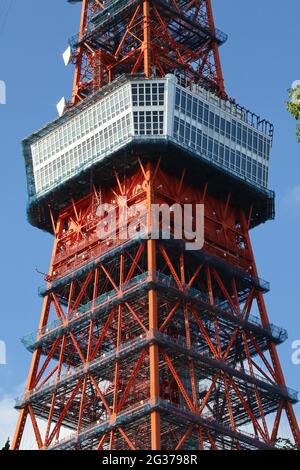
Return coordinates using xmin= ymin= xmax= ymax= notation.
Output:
xmin=154 ymin=331 xmax=298 ymax=403
xmin=22 ymin=271 xmax=286 ymax=353
xmin=49 ymin=397 xmax=272 ymax=450
xmin=16 ymin=333 xmax=150 ymax=409
xmin=17 ymin=325 xmax=297 ymax=411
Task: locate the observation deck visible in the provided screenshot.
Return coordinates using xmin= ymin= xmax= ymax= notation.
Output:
xmin=23 ymin=75 xmax=275 ymax=232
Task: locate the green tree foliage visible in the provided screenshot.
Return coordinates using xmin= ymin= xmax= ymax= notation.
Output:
xmin=287 ymin=85 xmax=300 ymax=142
xmin=1 ymin=438 xmax=10 ymax=450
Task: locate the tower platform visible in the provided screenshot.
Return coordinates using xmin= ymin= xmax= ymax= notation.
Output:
xmin=24 ymin=75 xmax=274 ymax=233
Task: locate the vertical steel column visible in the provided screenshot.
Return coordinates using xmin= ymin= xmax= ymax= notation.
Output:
xmin=143 ymin=0 xmax=151 ymax=78
xmin=206 ymin=0 xmax=226 ymax=97
xmin=72 ymin=0 xmax=88 ymax=104
xmin=146 ymin=163 xmax=160 ymax=450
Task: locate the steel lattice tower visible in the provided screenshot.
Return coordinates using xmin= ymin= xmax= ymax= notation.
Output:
xmin=13 ymin=0 xmax=300 ymax=450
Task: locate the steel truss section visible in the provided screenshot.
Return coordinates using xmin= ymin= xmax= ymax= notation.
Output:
xmin=12 ymin=160 xmax=300 ymax=450
xmin=69 ymin=0 xmax=227 ymax=104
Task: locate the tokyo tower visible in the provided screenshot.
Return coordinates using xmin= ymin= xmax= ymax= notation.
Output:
xmin=12 ymin=0 xmax=300 ymax=450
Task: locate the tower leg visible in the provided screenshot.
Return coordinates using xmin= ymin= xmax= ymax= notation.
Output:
xmin=11 ymin=218 xmax=62 ymax=450
xmin=240 ymin=210 xmax=300 ymax=448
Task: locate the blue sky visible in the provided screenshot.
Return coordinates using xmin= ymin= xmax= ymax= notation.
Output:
xmin=0 ymin=0 xmax=299 ymax=445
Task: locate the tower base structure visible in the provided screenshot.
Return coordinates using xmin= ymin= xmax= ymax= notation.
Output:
xmin=13 ymin=155 xmax=300 ymax=450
